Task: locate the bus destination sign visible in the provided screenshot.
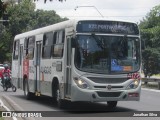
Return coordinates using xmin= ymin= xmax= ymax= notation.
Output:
xmin=76 ymin=21 xmax=139 ymax=35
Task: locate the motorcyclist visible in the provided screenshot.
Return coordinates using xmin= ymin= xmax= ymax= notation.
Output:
xmin=1 ymin=64 xmax=11 ymax=86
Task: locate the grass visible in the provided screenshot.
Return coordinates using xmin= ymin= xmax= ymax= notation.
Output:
xmin=141 ymin=73 xmax=160 ymax=90
xmin=153 ymin=74 xmax=160 ymax=77
xmin=142 ymin=82 xmax=160 ymax=90
xmin=0 ymin=117 xmax=4 ymax=120
xmin=0 ymin=110 xmax=4 ymax=120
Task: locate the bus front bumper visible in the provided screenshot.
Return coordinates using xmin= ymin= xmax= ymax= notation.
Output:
xmin=71 ymin=85 xmax=141 ymax=102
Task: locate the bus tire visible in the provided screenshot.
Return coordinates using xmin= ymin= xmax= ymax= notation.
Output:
xmin=24 ymin=78 xmax=34 ymax=100
xmin=107 ymin=101 xmax=117 ymax=109
xmin=53 ymin=84 xmax=66 ymax=109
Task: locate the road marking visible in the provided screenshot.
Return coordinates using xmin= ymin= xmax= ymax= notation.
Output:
xmin=0 ymin=99 xmax=17 ymax=120
xmin=2 ymin=95 xmax=36 ymax=120
xmin=142 ymin=88 xmax=160 ymax=93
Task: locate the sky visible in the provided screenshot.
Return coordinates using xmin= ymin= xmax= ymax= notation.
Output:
xmin=35 ymin=0 xmax=160 ymax=23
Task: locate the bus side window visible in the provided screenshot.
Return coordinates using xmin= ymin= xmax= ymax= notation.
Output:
xmin=24 ymin=38 xmax=29 ymax=59
xmin=13 ymin=40 xmax=19 ymax=60
xmin=42 ymin=35 xmax=48 ymax=58
xmin=28 ymin=37 xmax=35 ymax=59
xmin=42 ymin=32 xmax=53 ymax=59
xmin=53 ymin=32 xmax=57 ymax=44
xmin=24 ymin=37 xmax=35 ymax=60
xmin=52 ymin=30 xmax=65 ymax=58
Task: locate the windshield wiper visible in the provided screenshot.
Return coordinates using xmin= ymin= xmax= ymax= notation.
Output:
xmin=91 ymin=33 xmax=106 ymax=49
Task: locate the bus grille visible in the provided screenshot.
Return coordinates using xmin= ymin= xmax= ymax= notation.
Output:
xmin=97 ymin=92 xmax=122 ymax=97
xmin=88 ymin=77 xmax=128 ymax=84
xmin=94 ymin=86 xmax=123 ymax=89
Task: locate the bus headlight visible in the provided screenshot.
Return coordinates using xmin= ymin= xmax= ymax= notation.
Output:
xmin=126 ymin=79 xmax=140 ymax=89
xmin=74 ymin=77 xmax=89 ymax=89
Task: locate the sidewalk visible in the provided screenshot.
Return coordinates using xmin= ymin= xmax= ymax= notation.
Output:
xmin=0 ymin=94 xmax=33 ymax=120
xmin=0 ymin=107 xmax=13 ymax=120
xmin=0 ymin=96 xmax=15 ymax=120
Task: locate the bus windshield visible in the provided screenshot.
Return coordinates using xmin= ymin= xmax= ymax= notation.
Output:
xmin=75 ymin=35 xmax=140 ymax=74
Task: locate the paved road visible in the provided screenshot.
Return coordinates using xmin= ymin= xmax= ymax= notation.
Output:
xmin=0 ymin=86 xmax=160 ymax=120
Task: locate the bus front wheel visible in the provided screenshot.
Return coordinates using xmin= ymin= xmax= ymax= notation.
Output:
xmin=53 ymin=84 xmax=66 ymax=108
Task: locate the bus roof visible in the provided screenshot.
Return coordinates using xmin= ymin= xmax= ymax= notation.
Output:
xmin=14 ymin=20 xmax=75 ymax=40
xmin=70 ymin=17 xmax=137 ymax=24
xmin=14 ymin=18 xmax=137 ymax=40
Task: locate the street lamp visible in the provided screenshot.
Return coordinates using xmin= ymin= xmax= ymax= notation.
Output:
xmin=74 ymin=6 xmax=104 ymax=18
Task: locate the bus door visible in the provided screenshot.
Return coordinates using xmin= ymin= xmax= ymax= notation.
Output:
xmin=18 ymin=45 xmax=23 ymax=89
xmin=35 ymin=41 xmax=41 ymax=94
xmin=65 ymin=36 xmax=72 ymax=97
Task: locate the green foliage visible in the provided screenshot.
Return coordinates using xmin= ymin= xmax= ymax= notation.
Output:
xmin=0 ymin=25 xmax=12 ymax=63
xmin=7 ymin=0 xmax=37 ymax=36
xmin=142 ymin=48 xmax=160 ymax=77
xmin=33 ymin=10 xmax=67 ymax=29
xmin=0 ymin=0 xmax=9 ymax=18
xmin=34 ymin=0 xmax=66 ymax=3
xmin=0 ymin=0 xmax=4 ymax=17
xmin=0 ymin=0 xmax=68 ymax=63
xmin=140 ymin=4 xmax=160 ymax=77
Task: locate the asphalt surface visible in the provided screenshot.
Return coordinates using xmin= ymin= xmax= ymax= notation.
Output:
xmin=0 ymin=79 xmax=160 ymax=120
xmin=1 ymin=95 xmax=160 ymax=120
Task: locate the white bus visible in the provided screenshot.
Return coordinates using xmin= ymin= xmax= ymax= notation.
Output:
xmin=12 ymin=18 xmax=141 ymax=108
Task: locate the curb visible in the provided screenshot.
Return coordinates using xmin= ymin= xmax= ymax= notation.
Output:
xmin=2 ymin=94 xmax=24 ymax=111
xmin=2 ymin=94 xmax=35 ymax=120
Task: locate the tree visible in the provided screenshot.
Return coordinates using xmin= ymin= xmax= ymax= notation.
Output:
xmin=33 ymin=9 xmax=67 ymax=29
xmin=34 ymin=0 xmax=66 ymax=3
xmin=0 ymin=0 xmax=67 ymax=63
xmin=0 ymin=0 xmax=9 ymax=18
xmin=0 ymin=24 xmax=12 ymax=62
xmin=142 ymin=48 xmax=160 ymax=77
xmin=139 ymin=4 xmax=160 ymax=77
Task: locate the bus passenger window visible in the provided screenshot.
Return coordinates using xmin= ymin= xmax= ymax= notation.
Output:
xmin=42 ymin=32 xmax=53 ymax=59
xmin=58 ymin=30 xmax=65 ymax=43
xmin=24 ymin=38 xmax=28 ymax=59
xmin=23 ymin=37 xmax=35 ymax=60
xmin=53 ymin=32 xmax=57 ymax=44
xmin=28 ymin=37 xmax=35 ymax=59
xmin=52 ymin=30 xmax=65 ymax=58
xmin=13 ymin=40 xmax=19 ymax=60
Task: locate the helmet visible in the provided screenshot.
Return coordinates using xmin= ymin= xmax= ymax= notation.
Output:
xmin=3 ymin=64 xmax=9 ymax=69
